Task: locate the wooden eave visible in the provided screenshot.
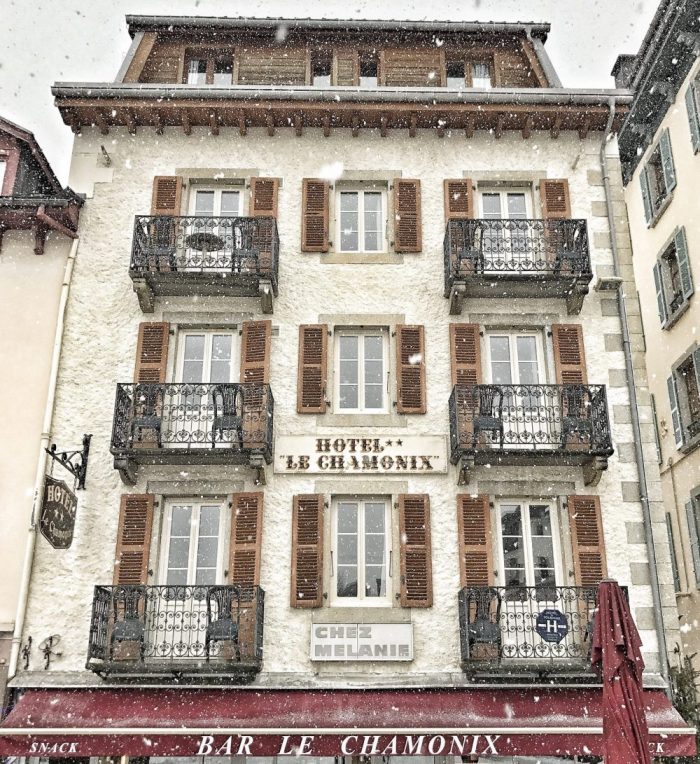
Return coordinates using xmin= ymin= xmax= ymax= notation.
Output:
xmin=55 ymin=93 xmax=628 ymax=136
xmin=0 ymin=199 xmax=81 ymax=253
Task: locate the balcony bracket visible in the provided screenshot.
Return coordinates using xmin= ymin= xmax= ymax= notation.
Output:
xmin=449 ymin=283 xmax=466 ymax=316
xmin=132 ymin=277 xmax=155 ymax=313
xmin=457 ymin=455 xmax=475 ymax=486
xmin=114 ymin=456 xmax=138 ymax=487
xmin=250 ymin=453 xmax=267 ymax=486
xmin=583 ymin=455 xmax=608 ymax=487
xmin=566 ymin=282 xmax=589 ymax=316
xmin=259 ymin=278 xmax=274 ymax=315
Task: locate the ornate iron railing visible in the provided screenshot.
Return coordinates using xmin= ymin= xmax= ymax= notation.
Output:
xmin=444 ymin=218 xmax=591 ymax=291
xmin=458 ymin=586 xmax=598 ymax=670
xmin=449 ymin=383 xmax=613 ymax=460
xmin=87 ymin=584 xmax=264 ymax=674
xmin=131 ymin=215 xmax=279 ymax=289
xmin=111 ymin=382 xmax=274 ymax=456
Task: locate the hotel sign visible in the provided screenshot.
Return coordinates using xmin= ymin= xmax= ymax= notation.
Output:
xmin=311 ymin=623 xmax=413 ymax=661
xmin=40 ymin=476 xmax=77 ymax=549
xmin=275 ymin=435 xmax=447 ymax=474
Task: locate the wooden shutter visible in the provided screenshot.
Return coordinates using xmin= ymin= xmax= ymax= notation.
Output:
xmin=668 ymin=374 xmax=684 ymax=448
xmin=686 ymin=83 xmax=700 ymax=154
xmin=113 ymin=494 xmax=154 ymax=585
xmin=240 ymin=320 xmax=272 ymax=450
xmin=444 ymin=179 xmax=474 ymax=222
xmin=229 ymin=492 xmax=263 ymax=590
xmin=297 ymin=324 xmax=328 ymax=414
xmin=539 ymin=179 xmax=571 ymax=219
xmin=567 ymin=495 xmax=607 ymax=587
xmin=393 ymin=179 xmax=422 ymax=253
xmin=653 ymin=262 xmax=669 ymax=326
xmin=134 ymin=322 xmax=169 ymax=383
xmin=450 ymin=323 xmax=482 ymax=385
xmin=291 ymin=495 xmax=324 ymax=608
xmin=301 ymin=179 xmax=330 ymax=252
xmin=675 ymin=227 xmax=694 ymax=300
xmin=640 ymin=168 xmax=653 ymax=225
xmin=250 ymin=177 xmax=279 ymax=218
xmin=660 ymin=128 xmax=677 ymax=192
xmin=396 ymin=324 xmax=426 ymax=414
xmin=685 ymin=499 xmax=700 ymax=587
xmin=457 ymin=495 xmax=494 ymax=587
xmin=399 ymin=494 xmax=433 ymax=607
xmin=551 ymin=324 xmax=587 ymax=384
xmin=151 ymin=176 xmax=183 ymax=216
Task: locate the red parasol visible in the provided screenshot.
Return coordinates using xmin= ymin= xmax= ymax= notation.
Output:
xmin=591 ymin=578 xmax=651 ymax=764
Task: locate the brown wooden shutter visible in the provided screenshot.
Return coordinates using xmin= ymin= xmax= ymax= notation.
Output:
xmin=113 ymin=494 xmax=154 ymax=585
xmin=444 ymin=179 xmax=474 ymax=222
xmin=229 ymin=492 xmax=263 ymax=590
xmin=457 ymin=494 xmax=494 ymax=587
xmin=396 ymin=324 xmax=426 ymax=414
xmin=540 ymin=179 xmax=571 ymax=219
xmin=134 ymin=322 xmax=170 ymax=383
xmin=301 ymin=179 xmax=330 ymax=252
xmin=291 ymin=495 xmax=324 ymax=608
xmin=552 ymin=324 xmax=587 ymax=384
xmin=399 ymin=494 xmax=433 ymax=607
xmin=297 ymin=324 xmax=328 ymax=414
xmin=568 ymin=495 xmax=607 ymax=587
xmin=240 ymin=320 xmax=272 ymax=450
xmin=151 ymin=176 xmax=183 ymax=216
xmin=250 ymin=177 xmax=279 ymax=218
xmin=393 ymin=179 xmax=422 ymax=253
xmin=449 ymin=323 xmax=482 ymax=385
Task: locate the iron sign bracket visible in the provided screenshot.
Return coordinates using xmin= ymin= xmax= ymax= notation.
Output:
xmin=45 ymin=433 xmax=92 ymax=490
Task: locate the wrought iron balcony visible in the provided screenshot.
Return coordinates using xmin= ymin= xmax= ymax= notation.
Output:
xmin=449 ymin=383 xmax=613 ymax=485
xmin=458 ymin=586 xmax=597 ymax=678
xmin=129 ymin=216 xmax=279 ymax=313
xmin=111 ymin=382 xmax=274 ymax=485
xmin=87 ymin=584 xmax=264 ymax=681
xmin=443 ymin=219 xmax=592 ymax=315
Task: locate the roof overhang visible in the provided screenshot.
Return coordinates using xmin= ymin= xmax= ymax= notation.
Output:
xmin=0 ymin=687 xmax=694 ymax=758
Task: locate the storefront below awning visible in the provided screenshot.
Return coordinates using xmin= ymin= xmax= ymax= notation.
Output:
xmin=0 ymin=686 xmax=695 ymax=759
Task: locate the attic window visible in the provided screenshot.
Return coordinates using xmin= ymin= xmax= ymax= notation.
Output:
xmin=185 ymin=51 xmax=234 ymax=85
xmin=360 ymin=54 xmax=378 ymax=88
xmin=311 ymin=54 xmax=332 ymax=87
xmin=446 ymin=61 xmax=465 ymax=88
xmin=213 ymin=56 xmax=234 ymax=85
xmin=187 ymin=58 xmax=207 ymax=85
xmin=471 ymin=62 xmax=492 ymax=88
xmin=0 ymin=158 xmax=6 ymax=196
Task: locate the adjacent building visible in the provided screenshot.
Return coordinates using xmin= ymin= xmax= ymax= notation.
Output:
xmin=615 ymin=0 xmax=700 ymax=693
xmin=0 ymin=116 xmax=82 ymax=708
xmin=0 ymin=14 xmax=695 ymax=761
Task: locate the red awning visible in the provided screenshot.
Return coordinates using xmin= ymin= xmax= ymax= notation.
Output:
xmin=0 ymin=687 xmax=694 ymax=759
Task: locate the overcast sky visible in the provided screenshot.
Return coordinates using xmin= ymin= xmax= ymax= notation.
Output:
xmin=0 ymin=0 xmax=658 ymax=183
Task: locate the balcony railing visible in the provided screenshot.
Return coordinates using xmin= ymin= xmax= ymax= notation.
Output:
xmin=449 ymin=384 xmax=613 ymax=483
xmin=111 ymin=382 xmax=274 ymax=482
xmin=87 ymin=584 xmax=264 ymax=681
xmin=443 ymin=219 xmax=592 ymax=314
xmin=129 ymin=216 xmax=279 ymax=312
xmin=458 ymin=586 xmax=597 ymax=676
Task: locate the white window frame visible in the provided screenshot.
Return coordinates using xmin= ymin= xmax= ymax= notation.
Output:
xmin=484 ymin=330 xmax=546 ymax=385
xmin=478 ymin=187 xmax=533 ymax=219
xmin=334 ymin=327 xmax=389 ymax=414
xmin=471 ymin=61 xmax=492 ymax=89
xmin=335 ymin=185 xmax=388 ymax=253
xmin=330 ymin=496 xmax=392 ymax=607
xmin=188 ymin=184 xmax=244 ymax=217
xmin=175 ymin=329 xmax=240 ymax=384
xmin=495 ymin=498 xmax=563 ymax=589
xmin=158 ymin=498 xmax=228 ymax=586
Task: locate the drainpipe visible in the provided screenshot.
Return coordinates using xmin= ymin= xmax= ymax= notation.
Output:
xmin=7 ymin=234 xmax=80 ymax=683
xmin=599 ymin=98 xmax=671 ymax=693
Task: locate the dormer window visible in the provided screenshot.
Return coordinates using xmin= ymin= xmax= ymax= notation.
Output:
xmin=311 ymin=54 xmax=332 ymax=87
xmin=446 ymin=60 xmax=465 ymax=88
xmin=187 ymin=58 xmax=207 ymax=85
xmin=185 ymin=51 xmax=234 ymax=85
xmin=360 ymin=53 xmax=378 ymax=87
xmin=0 ymin=158 xmax=6 ymax=196
xmin=471 ymin=62 xmax=492 ymax=88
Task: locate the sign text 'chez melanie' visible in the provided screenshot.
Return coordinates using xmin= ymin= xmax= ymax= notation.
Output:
xmin=274 ymin=435 xmax=447 ymax=474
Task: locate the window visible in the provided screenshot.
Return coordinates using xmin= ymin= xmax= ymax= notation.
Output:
xmin=331 ymin=497 xmax=391 ymax=605
xmin=497 ymin=500 xmax=561 ymax=589
xmin=640 ymin=129 xmax=676 ymax=224
xmin=668 ymin=348 xmax=700 ymax=448
xmin=652 ymin=227 xmax=693 ymax=328
xmin=188 ymin=185 xmax=243 ymax=217
xmin=336 ymin=187 xmax=386 ymax=253
xmin=480 ymin=188 xmax=531 ymax=220
xmin=185 ymin=52 xmax=234 ymax=85
xmin=335 ymin=328 xmax=388 ymax=413
xmin=359 ymin=53 xmax=378 ymax=87
xmin=486 ymin=332 xmax=544 ymax=386
xmin=0 ymin=158 xmax=6 ymax=195
xmin=177 ymin=330 xmax=239 ymax=385
xmin=685 ymin=79 xmax=700 ymax=153
xmin=446 ymin=60 xmax=465 ymax=88
xmin=471 ymin=62 xmax=492 ymax=88
xmin=686 ymin=497 xmax=700 ymax=587
xmin=160 ymin=500 xmax=226 ymax=585
xmin=311 ymin=53 xmax=331 ymax=86
xmin=479 ymin=187 xmax=532 ymax=267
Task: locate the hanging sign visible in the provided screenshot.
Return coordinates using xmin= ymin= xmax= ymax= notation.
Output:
xmin=535 ymin=609 xmax=569 ymax=644
xmin=40 ymin=476 xmax=77 ymax=549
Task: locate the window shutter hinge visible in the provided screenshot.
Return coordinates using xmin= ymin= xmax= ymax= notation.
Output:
xmin=148 ymin=568 xmax=154 ymax=577
xmin=169 ymin=329 xmax=175 ymax=335
xmin=547 ymin=330 xmax=553 ymax=337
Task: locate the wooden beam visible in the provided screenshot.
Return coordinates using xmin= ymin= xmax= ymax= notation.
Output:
xmin=266 ymin=112 xmax=275 ymax=137
xmin=409 ymin=114 xmax=417 ymax=138
xmin=436 ymin=120 xmax=445 ymax=138
xmin=37 ymin=205 xmax=78 ymax=240
xmin=465 ymin=114 xmax=474 ymax=139
xmin=124 ymin=109 xmax=137 ymax=135
xmin=322 ymin=114 xmax=331 ymax=138
xmin=351 ymin=113 xmax=360 ymax=138
xmin=210 ymin=110 xmax=219 ymax=136
xmin=522 ymin=115 xmax=533 ymax=139
xmin=578 ymin=117 xmax=591 ymax=140
xmin=95 ymin=111 xmax=109 ymax=136
xmin=551 ymin=114 xmax=562 ymax=139
xmin=293 ymin=113 xmax=303 ymax=137
xmin=494 ymin=114 xmax=504 ymax=139
xmin=153 ymin=111 xmax=164 ymax=135
xmin=33 ymin=223 xmax=47 ymax=256
xmin=181 ymin=110 xmax=191 ymax=136
xmin=380 ymin=114 xmax=388 ymax=138
xmin=238 ymin=112 xmax=247 ymax=136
